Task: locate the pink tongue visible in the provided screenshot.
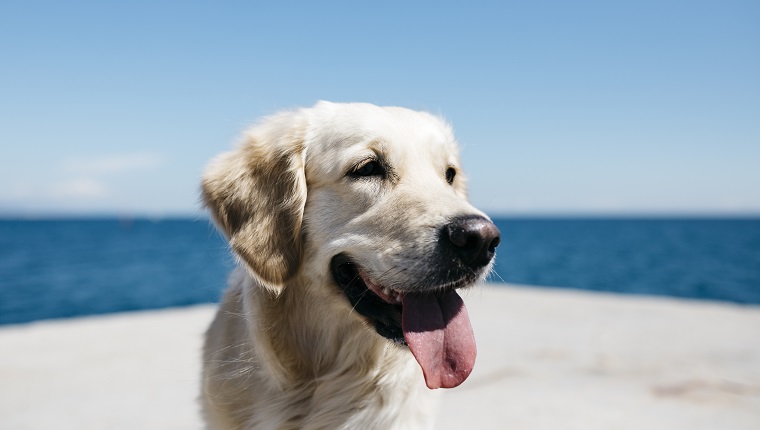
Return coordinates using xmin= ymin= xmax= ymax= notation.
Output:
xmin=402 ymin=290 xmax=476 ymax=389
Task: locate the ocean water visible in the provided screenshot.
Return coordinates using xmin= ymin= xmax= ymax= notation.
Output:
xmin=489 ymin=218 xmax=760 ymax=304
xmin=0 ymin=218 xmax=758 ymax=325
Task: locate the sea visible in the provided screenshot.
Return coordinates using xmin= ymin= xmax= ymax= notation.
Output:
xmin=1 ymin=218 xmax=759 ymax=325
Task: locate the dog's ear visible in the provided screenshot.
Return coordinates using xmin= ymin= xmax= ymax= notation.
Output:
xmin=202 ymin=112 xmax=307 ymax=294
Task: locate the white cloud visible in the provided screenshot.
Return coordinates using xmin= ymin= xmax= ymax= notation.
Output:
xmin=16 ymin=152 xmax=166 ymax=204
xmin=61 ymin=153 xmax=163 ymax=176
xmin=49 ymin=178 xmax=108 ymax=199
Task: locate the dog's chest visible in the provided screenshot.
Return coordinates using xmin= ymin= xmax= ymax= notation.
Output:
xmin=263 ymin=383 xmax=437 ymax=429
xmin=247 ymin=360 xmax=439 ymax=430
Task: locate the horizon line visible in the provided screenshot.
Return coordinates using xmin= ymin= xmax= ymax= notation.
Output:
xmin=2 ymin=211 xmax=760 ymax=221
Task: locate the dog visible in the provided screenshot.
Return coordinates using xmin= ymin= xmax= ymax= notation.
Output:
xmin=201 ymin=101 xmax=500 ymax=429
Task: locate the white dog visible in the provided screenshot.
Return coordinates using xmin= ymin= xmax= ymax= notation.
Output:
xmin=201 ymin=102 xmax=500 ymax=429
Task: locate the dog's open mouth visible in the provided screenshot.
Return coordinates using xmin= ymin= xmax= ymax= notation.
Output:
xmin=330 ymin=254 xmax=477 ymax=389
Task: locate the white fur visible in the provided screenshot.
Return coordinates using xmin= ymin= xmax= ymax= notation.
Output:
xmin=201 ymin=102 xmax=489 ymax=429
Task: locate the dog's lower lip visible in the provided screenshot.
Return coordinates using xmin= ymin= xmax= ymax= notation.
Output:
xmin=331 ymin=254 xmax=405 ymax=343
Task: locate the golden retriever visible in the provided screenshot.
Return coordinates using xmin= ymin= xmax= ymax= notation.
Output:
xmin=201 ymin=102 xmax=501 ymax=429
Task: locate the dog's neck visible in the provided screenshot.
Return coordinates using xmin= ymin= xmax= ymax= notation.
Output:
xmin=205 ymin=268 xmax=437 ymax=429
xmin=242 ymin=270 xmax=409 ymax=389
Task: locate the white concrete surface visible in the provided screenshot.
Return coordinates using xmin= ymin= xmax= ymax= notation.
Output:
xmin=1 ymin=285 xmax=758 ymax=429
xmin=441 ymin=287 xmax=760 ymax=430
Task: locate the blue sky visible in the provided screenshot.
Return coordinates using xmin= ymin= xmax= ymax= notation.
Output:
xmin=1 ymin=1 xmax=758 ymax=216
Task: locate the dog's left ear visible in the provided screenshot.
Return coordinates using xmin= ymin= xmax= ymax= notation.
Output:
xmin=202 ymin=112 xmax=307 ymax=294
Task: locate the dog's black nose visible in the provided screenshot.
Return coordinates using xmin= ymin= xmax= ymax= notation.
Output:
xmin=444 ymin=215 xmax=501 ymax=267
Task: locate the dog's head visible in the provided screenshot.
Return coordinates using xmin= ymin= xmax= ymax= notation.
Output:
xmin=203 ymin=101 xmax=500 ymax=389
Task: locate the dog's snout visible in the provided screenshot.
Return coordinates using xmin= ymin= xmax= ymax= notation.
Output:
xmin=445 ymin=215 xmax=501 ymax=267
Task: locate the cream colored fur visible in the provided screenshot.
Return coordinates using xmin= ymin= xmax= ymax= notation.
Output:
xmin=201 ymin=102 xmax=489 ymax=429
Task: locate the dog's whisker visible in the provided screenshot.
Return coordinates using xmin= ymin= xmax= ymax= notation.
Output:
xmin=490 ymin=267 xmax=507 ymax=284
xmin=348 ymin=286 xmax=371 ymax=315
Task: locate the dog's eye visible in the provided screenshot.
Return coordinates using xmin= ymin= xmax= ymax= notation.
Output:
xmin=350 ymin=159 xmax=385 ymax=178
xmin=445 ymin=167 xmax=456 ymax=184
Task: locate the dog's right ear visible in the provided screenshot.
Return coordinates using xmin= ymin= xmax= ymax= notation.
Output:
xmin=202 ymin=112 xmax=307 ymax=294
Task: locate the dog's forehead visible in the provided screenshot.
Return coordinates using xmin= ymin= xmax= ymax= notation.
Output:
xmin=304 ymin=103 xmax=460 ymax=177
